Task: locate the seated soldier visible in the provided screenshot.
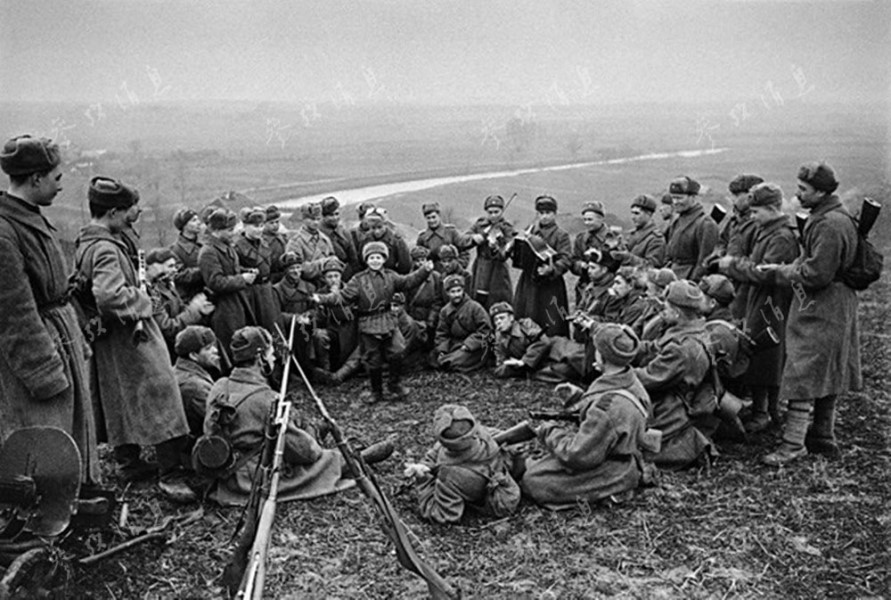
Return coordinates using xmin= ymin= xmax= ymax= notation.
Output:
xmin=405 ymin=245 xmax=443 ymax=347
xmin=437 ymin=244 xmax=472 ymax=301
xmin=273 ymin=251 xmax=325 ymax=373
xmin=521 ymin=324 xmax=653 ymax=510
xmin=173 ymin=325 xmax=220 ymax=438
xmin=390 ymin=292 xmax=428 ymax=370
xmin=146 ymin=247 xmax=214 ymax=359
xmin=434 ymin=274 xmax=493 ymax=372
xmin=491 ymin=302 xmax=551 ymax=379
xmin=314 ymin=256 xmax=358 ymax=372
xmin=699 ymin=274 xmax=736 ymax=323
xmin=633 ymin=280 xmax=714 ymax=470
xmin=636 ymin=267 xmax=677 ymax=341
xmin=202 ymin=326 xmax=394 ymax=506
xmin=403 ymin=404 xmax=520 ymax=524
xmin=572 ymin=249 xmax=619 ymax=342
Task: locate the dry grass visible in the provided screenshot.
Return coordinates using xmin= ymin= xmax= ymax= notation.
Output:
xmin=66 ymin=274 xmax=891 ymax=599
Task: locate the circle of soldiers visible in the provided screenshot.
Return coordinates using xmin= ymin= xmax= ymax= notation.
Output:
xmin=0 ymin=132 xmax=862 ymax=519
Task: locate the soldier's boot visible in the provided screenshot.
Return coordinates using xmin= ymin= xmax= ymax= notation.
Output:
xmin=360 ymin=369 xmax=385 ymax=404
xmin=155 ymin=436 xmax=197 ymax=504
xmin=114 ymin=444 xmax=158 ymax=483
xmin=745 ymin=386 xmax=772 ymax=434
xmin=762 ymin=399 xmax=812 ymax=467
xmin=387 ymin=357 xmax=410 ymax=401
xmin=331 ymin=353 xmax=363 ymax=385
xmin=359 ymin=435 xmax=397 ymax=465
xmin=767 ymin=386 xmax=782 ymax=427
xmin=806 ymin=395 xmax=840 ymax=458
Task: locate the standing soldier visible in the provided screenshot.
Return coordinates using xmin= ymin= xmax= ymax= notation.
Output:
xmin=719 ymin=174 xmax=764 ymax=258
xmin=286 ymin=202 xmax=335 ymax=278
xmin=198 ymin=208 xmax=258 ymax=362
xmin=0 ymin=135 xmax=100 ymax=485
xmin=759 ymin=163 xmax=860 ymax=465
xmin=416 ymin=202 xmax=471 ymax=272
xmin=261 ymin=205 xmax=288 ymax=283
xmin=570 ymin=201 xmax=610 ymax=304
xmin=664 ymin=176 xmax=718 ymax=281
xmin=466 ymin=195 xmax=515 ymax=308
xmin=719 ymin=182 xmax=798 ymax=433
xmin=170 ymin=208 xmax=205 ymax=300
xmin=513 ymin=195 xmax=572 ymax=337
xmin=658 ymin=193 xmax=675 ymax=239
xmin=75 ymin=176 xmax=195 ymax=502
xmin=234 ymin=206 xmax=280 ymax=333
xmin=614 ymin=194 xmax=665 ymax=268
xmin=319 ymin=196 xmax=360 ymax=281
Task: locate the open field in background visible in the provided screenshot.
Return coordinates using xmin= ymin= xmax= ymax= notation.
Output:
xmin=2 ymin=101 xmax=888 ymax=247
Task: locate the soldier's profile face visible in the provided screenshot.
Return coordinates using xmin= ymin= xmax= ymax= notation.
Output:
xmin=34 ymin=166 xmax=63 ymax=206
xmin=184 ymin=215 xmax=203 ymax=236
xmin=425 ymin=212 xmax=442 ymax=228
xmin=796 ymin=181 xmax=823 ymax=208
xmin=196 ymin=343 xmax=220 ymax=370
xmin=324 ymin=271 xmax=341 ymax=287
xmin=659 ymin=203 xmax=673 ymax=220
xmin=630 ymin=207 xmax=649 ymax=228
xmin=750 ymin=205 xmax=774 ymax=224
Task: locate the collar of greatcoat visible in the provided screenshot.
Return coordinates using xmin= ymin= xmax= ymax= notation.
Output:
xmin=0 ymin=192 xmax=57 ymax=239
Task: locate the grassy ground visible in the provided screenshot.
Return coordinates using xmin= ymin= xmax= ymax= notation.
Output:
xmin=66 ymin=272 xmax=890 ymax=599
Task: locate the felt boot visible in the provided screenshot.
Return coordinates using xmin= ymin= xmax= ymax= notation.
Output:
xmin=360 ymin=369 xmax=385 ymax=404
xmin=807 ymin=395 xmax=840 ymax=458
xmin=762 ymin=399 xmax=812 ymax=466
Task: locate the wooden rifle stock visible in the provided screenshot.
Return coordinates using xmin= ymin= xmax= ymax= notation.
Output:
xmin=493 ymin=421 xmax=537 ymax=445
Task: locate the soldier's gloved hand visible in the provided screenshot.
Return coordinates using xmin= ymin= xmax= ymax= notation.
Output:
xmin=242 ymin=271 xmax=257 ymax=285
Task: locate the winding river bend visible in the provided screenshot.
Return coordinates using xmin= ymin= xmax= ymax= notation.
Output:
xmin=277 ymin=147 xmax=728 ymax=210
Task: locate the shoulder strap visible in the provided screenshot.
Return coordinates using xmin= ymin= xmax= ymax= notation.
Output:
xmin=604 ymin=388 xmax=649 ymax=419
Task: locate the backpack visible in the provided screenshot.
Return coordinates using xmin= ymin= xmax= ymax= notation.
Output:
xmin=839 ymin=214 xmax=883 ymax=291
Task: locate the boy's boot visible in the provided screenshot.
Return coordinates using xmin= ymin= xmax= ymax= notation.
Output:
xmin=387 ymin=357 xmax=410 ymax=401
xmin=360 ymin=369 xmax=385 ymax=404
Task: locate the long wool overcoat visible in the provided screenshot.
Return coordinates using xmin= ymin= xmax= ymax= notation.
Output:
xmin=75 ymin=224 xmax=189 ymax=448
xmin=664 ymin=203 xmax=719 ymax=281
xmin=775 ymin=196 xmax=861 ymax=399
xmin=466 ymin=216 xmax=515 ymax=308
xmin=198 ymin=235 xmax=254 ymax=358
xmin=512 ymin=221 xmax=572 ymax=337
xmin=0 ymin=194 xmax=100 ymax=483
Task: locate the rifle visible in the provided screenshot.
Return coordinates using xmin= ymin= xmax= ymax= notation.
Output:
xmin=527 ymin=410 xmax=580 ymax=423
xmin=276 ymin=325 xmax=457 ymax=600
xmin=491 ymin=411 xmax=580 ymax=447
xmin=132 ymin=249 xmax=149 ymax=344
xmin=221 ymin=316 xmax=297 ymax=599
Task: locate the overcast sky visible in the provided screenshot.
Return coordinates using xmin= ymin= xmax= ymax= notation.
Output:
xmin=1 ymin=0 xmax=888 ymax=106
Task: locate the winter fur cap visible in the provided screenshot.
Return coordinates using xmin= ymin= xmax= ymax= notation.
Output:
xmin=665 ymin=279 xmax=705 ymax=310
xmin=410 ymin=245 xmax=430 ymax=259
xmin=581 ymin=200 xmax=605 ymax=216
xmin=648 ymin=267 xmax=677 ymax=290
xmin=174 ymin=325 xmax=217 ymax=358
xmin=631 ymin=194 xmax=657 ymax=213
xmin=728 ymin=174 xmax=764 ymax=195
xmin=173 ymin=208 xmax=199 ymax=231
xmin=88 ymin=176 xmax=139 ymax=209
xmin=534 ymin=195 xmax=557 ymax=213
xmin=265 ymin=205 xmax=281 ymax=221
xmin=484 ymin=195 xmax=505 ymax=210
xmin=669 ymin=176 xmax=701 ymax=196
xmin=699 ymin=274 xmax=736 ymax=305
xmin=229 ymin=326 xmax=272 ymax=363
xmin=321 ymin=256 xmax=344 ymax=273
xmin=280 ymin=251 xmax=302 ymax=269
xmin=443 ymin=274 xmax=465 ymax=291
xmin=748 ymin=182 xmax=783 ymax=208
xmin=300 ymin=203 xmax=322 ymax=219
xmin=0 ymin=135 xmax=61 ymax=176
xmin=422 ymin=202 xmax=440 ymax=215
xmin=145 ymin=247 xmax=176 ymax=265
xmin=438 ymin=244 xmax=459 ymax=260
xmin=391 ymin=292 xmax=406 ymax=305
xmin=488 ymin=301 xmax=514 ymax=318
xmin=321 ymin=196 xmax=340 ymax=216
xmin=207 ymin=208 xmax=238 ymax=231
xmin=797 ymin=162 xmax=838 ymax=193
xmin=362 ymin=240 xmax=389 ymax=261
xmin=240 ymin=206 xmax=266 ymax=226
xmin=594 ymin=323 xmax=640 ymax=367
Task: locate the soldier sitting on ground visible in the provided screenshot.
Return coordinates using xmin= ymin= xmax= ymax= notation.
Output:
xmin=698 ymin=274 xmax=736 ymax=323
xmin=434 ymin=274 xmax=493 ymax=372
xmin=403 ymin=404 xmax=520 ymax=524
xmin=173 ymin=326 xmax=220 ymax=438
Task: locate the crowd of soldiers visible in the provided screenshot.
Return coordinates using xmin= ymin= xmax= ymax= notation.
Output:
xmin=0 ymin=133 xmax=862 ymax=514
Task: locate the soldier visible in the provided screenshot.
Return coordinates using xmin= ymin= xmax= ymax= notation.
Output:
xmin=405 ymin=245 xmax=443 ymax=346
xmin=170 ymin=208 xmax=205 ymax=300
xmin=513 ymin=195 xmax=572 ymax=337
xmin=633 ymin=280 xmax=714 ymax=470
xmin=313 ymin=241 xmax=433 ymax=403
xmin=285 ymin=202 xmax=335 ymax=278
xmin=75 ymin=176 xmax=195 ymax=502
xmin=658 ymin=193 xmax=675 ymax=238
xmin=319 ymin=196 xmax=360 ymax=281
xmin=198 ymin=208 xmax=258 ymax=362
xmin=698 ymin=274 xmax=736 ymax=323
xmin=437 ymin=244 xmax=473 ymax=299
xmin=416 ymin=202 xmax=471 ymax=271
xmin=570 ymin=200 xmax=610 ymax=304
xmin=664 ymin=176 xmax=718 ymax=281
xmin=389 ymin=292 xmax=428 ymax=369
xmin=202 ymin=326 xmax=393 ymax=506
xmin=314 ymin=256 xmax=358 ymax=372
xmin=719 ymin=174 xmax=764 ymax=258
xmin=360 ymin=208 xmax=412 ymax=274
xmin=521 ymin=324 xmax=653 ymax=509
xmin=403 ymin=404 xmax=520 ymax=524
xmin=273 ymin=252 xmax=322 ymax=373
xmin=261 ymin=205 xmax=288 ymax=283
xmin=145 ymin=247 xmax=214 ymax=359
xmin=465 ymin=195 xmax=515 ymax=308
xmin=234 ymin=206 xmax=281 ymax=333
xmin=0 ymin=135 xmax=100 ymax=486
xmin=759 ymin=163 xmax=860 ymax=465
xmin=434 ymin=274 xmax=493 ymax=372
xmin=173 ymin=325 xmax=220 ymax=437
xmin=613 ymin=194 xmax=665 ymax=268
xmin=490 ymin=302 xmax=551 ymax=379
xmin=718 ymin=182 xmax=799 ymax=433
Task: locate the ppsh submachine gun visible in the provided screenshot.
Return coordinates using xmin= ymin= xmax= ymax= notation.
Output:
xmin=0 ymin=427 xmax=200 ymax=599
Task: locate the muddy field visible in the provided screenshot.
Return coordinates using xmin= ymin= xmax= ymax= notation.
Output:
xmin=66 ymin=268 xmax=890 ymax=599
